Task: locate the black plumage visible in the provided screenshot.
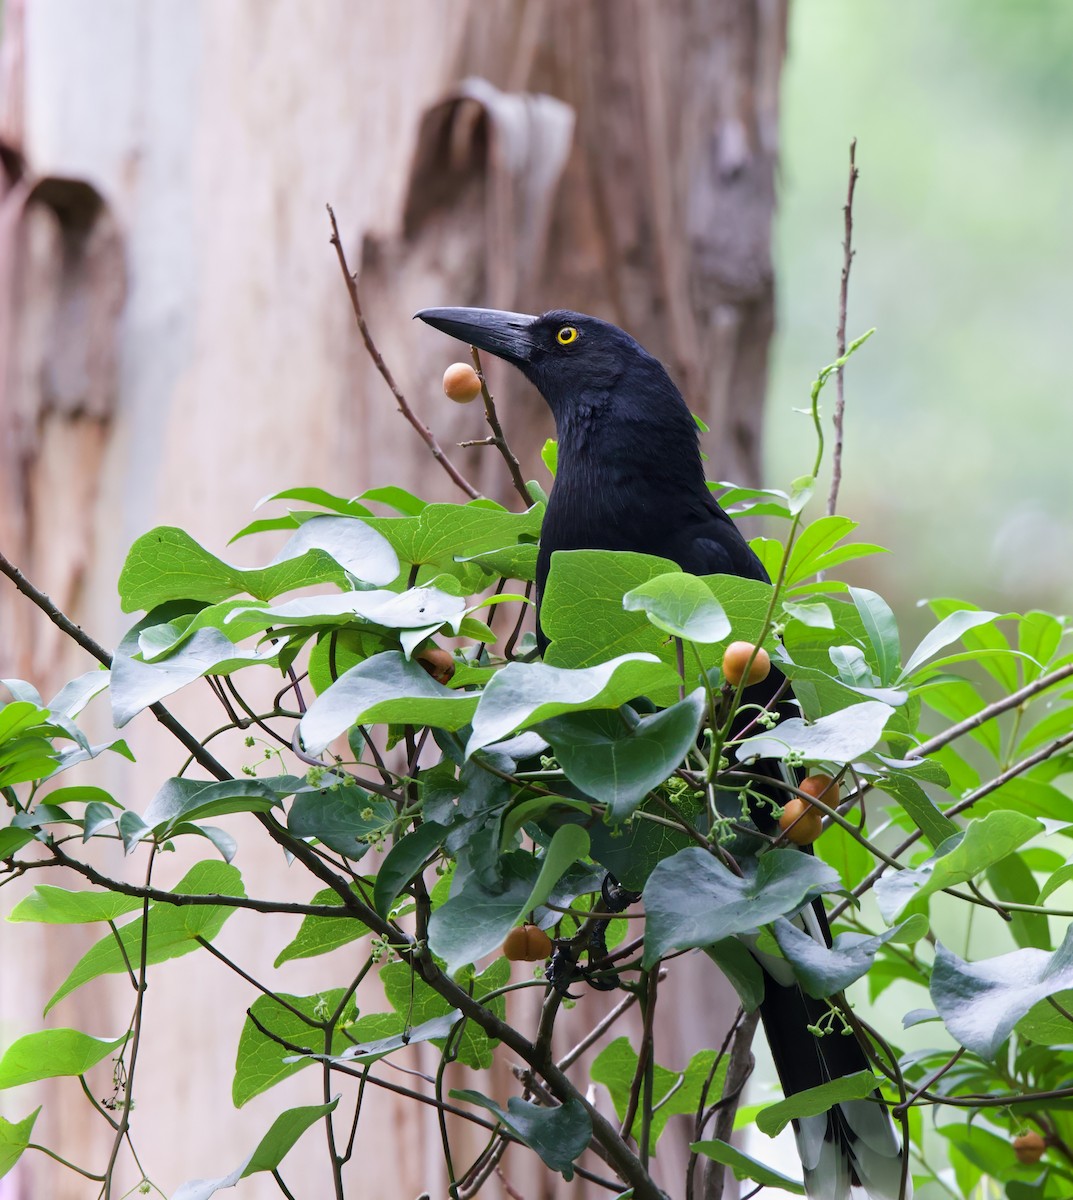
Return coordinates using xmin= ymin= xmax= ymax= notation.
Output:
xmin=417 ymin=305 xmax=907 ymax=1200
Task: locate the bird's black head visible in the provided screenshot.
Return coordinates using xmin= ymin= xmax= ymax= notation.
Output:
xmin=415 ymin=306 xmax=677 ymax=427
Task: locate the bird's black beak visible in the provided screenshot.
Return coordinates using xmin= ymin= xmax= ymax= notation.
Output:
xmin=415 ymin=307 xmax=539 ymax=367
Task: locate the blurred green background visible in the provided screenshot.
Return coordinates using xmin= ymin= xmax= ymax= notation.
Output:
xmin=769 ymin=0 xmax=1073 ymax=618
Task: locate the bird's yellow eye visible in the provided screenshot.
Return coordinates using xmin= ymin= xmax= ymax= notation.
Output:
xmin=556 ymin=326 xmax=579 ymax=346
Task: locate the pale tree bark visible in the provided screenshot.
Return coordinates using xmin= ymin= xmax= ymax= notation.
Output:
xmin=0 ymin=2 xmax=785 ymax=1198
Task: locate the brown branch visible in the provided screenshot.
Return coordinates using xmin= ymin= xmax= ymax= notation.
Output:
xmin=35 ymin=846 xmax=349 ymax=917
xmin=471 ymin=346 xmax=535 ymax=506
xmin=827 ymin=138 xmax=858 ymax=517
xmin=325 ymin=204 xmax=479 ymax=499
xmin=701 ymin=1008 xmax=760 ymax=1200
xmin=912 ymin=662 xmax=1073 ymax=760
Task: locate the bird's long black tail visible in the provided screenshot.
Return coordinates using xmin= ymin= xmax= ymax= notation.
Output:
xmin=754 ymin=910 xmax=908 ymax=1200
xmin=737 ymin=671 xmax=909 ymax=1200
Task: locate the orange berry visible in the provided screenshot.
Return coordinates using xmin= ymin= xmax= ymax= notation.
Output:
xmin=778 ymin=797 xmax=823 ymax=846
xmin=722 ymin=641 xmax=771 ymax=686
xmin=442 ymin=362 xmax=482 ymax=404
xmin=1014 ymin=1131 xmax=1046 ymax=1164
xmin=799 ymin=774 xmax=837 ymax=806
xmin=416 ymin=646 xmax=455 ymax=685
xmin=502 ymin=924 xmax=553 ymax=962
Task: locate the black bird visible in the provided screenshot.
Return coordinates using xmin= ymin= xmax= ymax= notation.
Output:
xmin=417 ymin=306 xmax=908 ymax=1200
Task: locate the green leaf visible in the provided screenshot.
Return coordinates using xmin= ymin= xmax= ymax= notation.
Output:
xmin=287 ymin=787 xmax=394 ymax=859
xmin=541 ymin=438 xmax=557 ymax=476
xmin=456 ymin=542 xmax=539 ymax=582
xmin=41 ymin=784 xmax=115 ymax=807
xmin=931 ymin=924 xmax=1073 ymax=1059
xmin=500 ymin=795 xmax=592 ymax=847
xmin=110 ymin=607 xmax=279 ymax=727
xmin=0 ymin=700 xmax=50 ymax=741
xmin=354 ymin=484 xmax=426 ymax=514
xmin=1040 ymin=862 xmax=1073 ymax=903
xmin=541 ymin=549 xmax=681 ymax=668
xmin=259 ymin=484 xmax=372 ymax=514
xmin=737 ymin=700 xmax=895 ymax=765
xmin=642 ymin=848 xmax=841 ymax=967
xmin=0 ymin=828 xmax=34 ymax=859
xmin=119 ymin=517 xmax=399 ymax=612
xmin=781 ymin=517 xmax=886 ymax=588
xmin=242 ymin=1099 xmax=339 ymax=1175
xmin=427 ymin=859 xmax=541 ymax=977
xmin=361 ymin=502 xmax=544 ymax=571
xmin=450 ymin=1090 xmax=591 ymax=1179
xmin=0 ymin=1029 xmax=128 ymax=1088
xmin=233 ymin=990 xmax=345 ymax=1106
xmin=521 ymin=825 xmax=590 ymax=916
xmin=373 ymin=822 xmax=451 ymax=917
xmin=873 ymin=774 xmax=959 ymax=849
xmin=467 ymin=653 xmax=679 ymax=755
xmin=849 ymin=587 xmax=901 ymax=685
xmin=988 ymin=853 xmax=1051 ymax=950
xmin=540 ymin=691 xmax=706 ymax=822
xmin=772 ymin=919 xmax=910 ymax=998
xmin=221 ymin=586 xmax=467 ymax=643
xmin=755 ymin=1072 xmax=878 ymax=1136
xmin=874 ymin=811 xmax=1043 ymax=921
xmin=337 ymin=1013 xmax=461 ymax=1064
xmin=0 ymin=1106 xmax=40 ymax=1179
xmin=172 ymin=1099 xmax=339 ymax=1200
xmin=783 ymin=601 xmax=835 ymax=630
xmin=8 ymin=885 xmax=142 ymax=924
xmin=623 ymin=572 xmax=731 ymax=643
xmin=690 ymin=1139 xmax=805 ymax=1194
xmin=47 ymin=669 xmax=110 ymax=718
xmin=1012 ymin=991 xmax=1073 ymax=1044
xmin=929 ymin=598 xmax=1019 ymax=692
xmin=899 ymin=608 xmax=1001 ymax=681
xmin=1019 ymin=610 xmax=1064 ymax=680
xmin=273 ymin=888 xmax=370 ymax=966
xmin=299 ymin=651 xmax=479 ymax=756
xmin=704 ymin=938 xmax=766 ymax=1011
xmin=46 ymin=861 xmax=245 ymax=1013
xmin=591 ymin=1037 xmax=724 ymax=1154
xmin=143 ymin=777 xmax=281 ymax=835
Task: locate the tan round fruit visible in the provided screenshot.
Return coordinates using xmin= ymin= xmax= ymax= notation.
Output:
xmin=502 ymin=924 xmax=553 ymax=962
xmin=778 ymin=797 xmax=823 ymax=846
xmin=442 ymin=362 xmax=483 ymax=404
xmin=416 ymin=646 xmax=455 ymax=686
xmin=722 ymin=641 xmax=771 ymax=686
xmin=799 ymin=774 xmax=837 ymax=805
xmin=1014 ymin=1131 xmax=1046 ymax=1165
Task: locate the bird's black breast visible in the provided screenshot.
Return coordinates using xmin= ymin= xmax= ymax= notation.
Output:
xmin=537 ymin=466 xmax=769 ymax=602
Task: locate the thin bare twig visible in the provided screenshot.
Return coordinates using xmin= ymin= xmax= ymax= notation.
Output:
xmin=325 ymin=204 xmax=479 ymax=499
xmin=557 ymin=991 xmax=639 ymax=1071
xmin=471 ymin=347 xmax=535 ymax=506
xmin=103 ymin=845 xmax=156 ymax=1197
xmin=827 ymin=138 xmax=859 ymax=516
xmin=701 ymin=1008 xmax=760 ymax=1200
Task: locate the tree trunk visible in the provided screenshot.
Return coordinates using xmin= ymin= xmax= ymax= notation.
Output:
xmin=0 ymin=2 xmax=785 ymax=1197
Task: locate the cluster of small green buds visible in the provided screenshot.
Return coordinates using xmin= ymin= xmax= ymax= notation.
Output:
xmin=805 ymin=1005 xmax=853 ymax=1039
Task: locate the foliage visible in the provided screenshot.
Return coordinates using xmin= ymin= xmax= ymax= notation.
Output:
xmin=3 ymin=343 xmax=1073 ymax=1200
